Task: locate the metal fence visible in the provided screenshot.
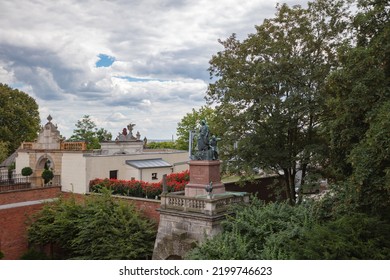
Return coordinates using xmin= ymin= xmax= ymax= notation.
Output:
xmin=0 ymin=173 xmax=61 ymax=192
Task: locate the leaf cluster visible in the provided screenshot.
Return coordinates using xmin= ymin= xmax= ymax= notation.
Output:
xmin=26 ymin=191 xmax=156 ymax=259
xmin=0 ymin=83 xmax=40 ymax=157
xmin=21 ymin=167 xmax=33 ymax=176
xmin=205 ymin=1 xmax=352 ymax=203
xmin=89 ymin=170 xmax=189 ymax=198
xmin=69 ymin=115 xmax=112 ymax=149
xmin=187 ymin=197 xmax=390 ymax=260
xmin=187 ymin=198 xmax=315 ymax=259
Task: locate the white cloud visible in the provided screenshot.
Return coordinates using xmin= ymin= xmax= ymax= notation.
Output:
xmin=0 ymin=0 xmax=308 ymax=140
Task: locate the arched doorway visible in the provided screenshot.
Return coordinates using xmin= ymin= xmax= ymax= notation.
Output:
xmin=35 ymin=155 xmax=55 ymax=187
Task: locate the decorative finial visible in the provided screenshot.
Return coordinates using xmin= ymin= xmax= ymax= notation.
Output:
xmin=47 ymin=115 xmax=53 ymax=122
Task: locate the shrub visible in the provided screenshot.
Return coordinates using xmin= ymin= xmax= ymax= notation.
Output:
xmin=286 ymin=213 xmax=390 ymax=259
xmin=187 ymin=198 xmax=316 ymax=260
xmin=20 ymin=248 xmax=50 ymax=260
xmin=21 ymin=167 xmax=33 ymax=176
xmin=89 ymin=170 xmax=190 ymax=198
xmin=41 ymin=169 xmax=54 ymax=184
xmin=27 ymin=191 xmax=157 ymax=260
xmin=187 ymin=196 xmax=390 ymax=260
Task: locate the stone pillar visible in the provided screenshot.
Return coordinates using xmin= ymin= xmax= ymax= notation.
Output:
xmin=152 ymin=208 xmax=226 ymax=260
xmin=185 ymin=160 xmax=225 ymax=197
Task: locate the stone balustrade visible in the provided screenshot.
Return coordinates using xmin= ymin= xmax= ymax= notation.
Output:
xmin=160 ymin=191 xmax=249 ymax=216
xmin=60 ymin=142 xmax=87 ymax=151
xmin=20 ymin=141 xmax=86 ymax=151
xmin=22 ymin=142 xmax=33 ymax=149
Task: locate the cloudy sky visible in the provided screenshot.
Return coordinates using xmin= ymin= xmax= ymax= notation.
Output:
xmin=0 ymin=0 xmax=307 ymax=140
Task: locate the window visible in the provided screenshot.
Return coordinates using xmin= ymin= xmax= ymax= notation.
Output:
xmin=109 ymin=170 xmax=118 ymax=179
xmin=152 ymin=173 xmax=158 ymax=180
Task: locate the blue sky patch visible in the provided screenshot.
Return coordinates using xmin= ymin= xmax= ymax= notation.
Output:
xmin=95 ymin=54 xmax=115 ymax=67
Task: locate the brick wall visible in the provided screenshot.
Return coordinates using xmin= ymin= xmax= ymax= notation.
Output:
xmin=225 ymin=176 xmax=287 ymax=202
xmin=0 ymin=204 xmax=44 ymax=260
xmin=0 ymin=190 xmax=161 ymax=260
xmin=112 ymin=195 xmax=161 ymax=223
xmin=62 ymin=193 xmax=161 ymax=223
xmin=0 ymin=186 xmax=62 ymax=205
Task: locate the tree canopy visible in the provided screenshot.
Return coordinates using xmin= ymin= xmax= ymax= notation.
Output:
xmin=187 ymin=0 xmax=390 ymax=260
xmin=206 ymin=0 xmax=351 ymax=204
xmin=69 ymin=115 xmax=112 ymax=149
xmin=323 ymin=0 xmax=390 ymax=215
xmin=0 ymin=83 xmax=40 ymax=158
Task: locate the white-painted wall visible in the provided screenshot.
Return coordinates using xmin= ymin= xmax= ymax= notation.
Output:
xmin=15 ymin=148 xmax=189 ymax=194
xmin=61 ymin=153 xmax=87 ymax=193
xmin=140 ymin=167 xmax=172 ymax=182
xmin=14 ymin=152 xmax=30 ymax=174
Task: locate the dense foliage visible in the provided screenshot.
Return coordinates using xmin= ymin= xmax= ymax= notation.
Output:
xmin=146 ymin=141 xmax=178 ymax=150
xmin=41 ymin=169 xmax=54 ymax=184
xmin=69 ymin=115 xmax=112 ymax=149
xmin=89 ymin=170 xmax=190 ymax=198
xmin=187 ymin=198 xmax=315 ymax=260
xmin=27 ymin=191 xmax=156 ymax=260
xmin=21 ymin=167 xmax=33 ymax=176
xmin=187 ymin=0 xmax=390 ymax=260
xmin=206 ymin=0 xmax=352 ymax=204
xmin=187 ymin=198 xmax=390 ymax=260
xmin=0 ymin=83 xmax=40 ymax=158
xmin=323 ymin=0 xmax=390 ymax=216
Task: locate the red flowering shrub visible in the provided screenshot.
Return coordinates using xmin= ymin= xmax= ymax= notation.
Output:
xmin=89 ymin=170 xmax=189 ymax=199
xmin=165 ymin=169 xmax=190 ymax=192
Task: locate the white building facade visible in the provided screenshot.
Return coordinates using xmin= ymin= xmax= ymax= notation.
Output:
xmin=15 ymin=116 xmax=189 ymax=194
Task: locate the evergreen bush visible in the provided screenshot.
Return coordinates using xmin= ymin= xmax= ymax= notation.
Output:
xmin=27 ymin=191 xmax=157 ymax=259
xmin=21 ymin=167 xmax=33 ymax=176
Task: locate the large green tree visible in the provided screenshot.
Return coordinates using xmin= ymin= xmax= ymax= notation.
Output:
xmin=69 ymin=115 xmax=112 ymax=149
xmin=0 ymin=83 xmax=40 ymax=156
xmin=206 ymin=0 xmax=351 ymax=204
xmin=324 ymin=0 xmax=390 ymax=215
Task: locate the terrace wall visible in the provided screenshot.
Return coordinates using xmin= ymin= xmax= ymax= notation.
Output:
xmin=0 ymin=188 xmax=160 ymax=260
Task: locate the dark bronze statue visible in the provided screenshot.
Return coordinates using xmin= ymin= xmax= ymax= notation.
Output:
xmin=191 ymin=120 xmax=220 ymax=160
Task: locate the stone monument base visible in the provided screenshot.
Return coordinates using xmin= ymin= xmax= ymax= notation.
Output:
xmin=185 ymin=160 xmax=225 ymax=197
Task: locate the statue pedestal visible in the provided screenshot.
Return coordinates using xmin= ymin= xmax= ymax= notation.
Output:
xmin=185 ymin=160 xmax=225 ymax=197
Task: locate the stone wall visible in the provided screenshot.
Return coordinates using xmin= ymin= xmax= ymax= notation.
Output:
xmin=152 ymin=209 xmax=226 ymax=260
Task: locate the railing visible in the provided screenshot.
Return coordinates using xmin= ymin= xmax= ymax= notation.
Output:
xmin=60 ymin=142 xmax=87 ymax=151
xmin=0 ymin=174 xmax=61 ymax=192
xmin=22 ymin=142 xmax=34 ymax=149
xmin=160 ymin=191 xmax=249 ymax=216
xmin=20 ymin=141 xmax=87 ymax=151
